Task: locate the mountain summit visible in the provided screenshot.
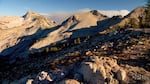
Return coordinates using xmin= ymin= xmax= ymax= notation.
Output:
xmin=23 ymin=10 xmax=40 ymax=19
xmin=23 ymin=10 xmax=56 ymax=28
xmin=90 ymin=10 xmax=107 ymax=18
xmin=61 ymin=10 xmax=108 ymax=30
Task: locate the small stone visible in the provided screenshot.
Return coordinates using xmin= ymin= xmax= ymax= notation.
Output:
xmin=73 ymin=73 xmax=83 ymax=81
xmin=26 ymin=79 xmax=34 ymax=84
xmin=138 ymin=41 xmax=144 ymax=45
xmin=85 ymin=51 xmax=92 ymax=56
xmin=117 ymin=69 xmax=126 ymax=81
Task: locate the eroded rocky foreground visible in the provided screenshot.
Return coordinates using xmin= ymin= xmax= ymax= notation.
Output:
xmin=11 ymin=57 xmax=150 ymax=84
xmin=1 ymin=28 xmax=150 ymax=84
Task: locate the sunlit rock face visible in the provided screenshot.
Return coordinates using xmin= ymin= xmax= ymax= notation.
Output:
xmin=78 ymin=57 xmax=126 ymax=84
xmin=0 ymin=16 xmax=24 ymax=29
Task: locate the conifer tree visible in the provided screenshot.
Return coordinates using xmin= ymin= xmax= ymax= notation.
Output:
xmin=145 ymin=0 xmax=150 ymax=27
xmin=147 ymin=0 xmax=150 ymax=8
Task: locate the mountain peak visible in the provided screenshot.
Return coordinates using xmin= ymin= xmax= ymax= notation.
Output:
xmin=22 ymin=10 xmax=57 ymax=29
xmin=90 ymin=10 xmax=99 ymax=15
xmin=126 ymin=6 xmax=145 ymax=18
xmin=27 ymin=10 xmax=38 ymax=15
xmin=23 ymin=10 xmax=41 ymax=19
xmin=68 ymin=15 xmax=79 ymax=22
xmin=90 ymin=10 xmax=108 ymax=18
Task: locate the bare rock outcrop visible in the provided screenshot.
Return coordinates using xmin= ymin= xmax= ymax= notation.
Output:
xmin=78 ymin=56 xmax=127 ymax=84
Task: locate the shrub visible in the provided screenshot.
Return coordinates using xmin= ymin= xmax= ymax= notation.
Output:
xmin=50 ymin=47 xmax=61 ymax=51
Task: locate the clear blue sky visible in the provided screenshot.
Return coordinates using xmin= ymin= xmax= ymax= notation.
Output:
xmin=0 ymin=0 xmax=147 ymax=16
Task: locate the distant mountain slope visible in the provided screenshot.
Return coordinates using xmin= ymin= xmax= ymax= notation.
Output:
xmin=23 ymin=11 xmax=56 ymax=29
xmin=30 ymin=10 xmax=108 ymax=49
xmin=0 ymin=11 xmax=56 ymax=58
xmin=107 ymin=7 xmax=146 ymax=32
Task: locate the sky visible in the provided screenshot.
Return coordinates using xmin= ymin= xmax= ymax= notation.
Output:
xmin=0 ymin=0 xmax=147 ymax=16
